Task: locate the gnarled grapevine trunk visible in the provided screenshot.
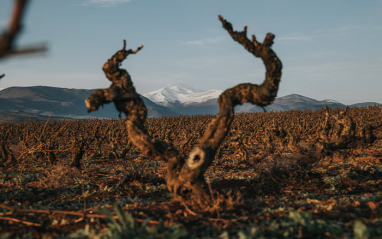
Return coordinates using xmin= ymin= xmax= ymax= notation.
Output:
xmin=86 ymin=16 xmax=282 ymax=209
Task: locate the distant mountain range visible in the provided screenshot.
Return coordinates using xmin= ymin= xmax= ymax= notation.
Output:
xmin=144 ymin=85 xmax=381 ymax=114
xmin=0 ymin=85 xmax=380 ymax=122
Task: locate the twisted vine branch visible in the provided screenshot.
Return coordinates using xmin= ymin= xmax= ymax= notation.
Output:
xmin=190 ymin=16 xmax=283 ymax=172
xmin=86 ymin=16 xmax=282 ymax=209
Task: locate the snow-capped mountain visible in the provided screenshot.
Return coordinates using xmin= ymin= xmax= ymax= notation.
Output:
xmin=321 ymin=99 xmax=342 ymax=104
xmin=143 ymin=85 xmax=223 ymax=107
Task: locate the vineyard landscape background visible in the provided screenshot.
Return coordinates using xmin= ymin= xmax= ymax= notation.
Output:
xmin=1 ymin=105 xmax=382 ymax=238
xmin=1 ymin=1 xmax=382 ymax=238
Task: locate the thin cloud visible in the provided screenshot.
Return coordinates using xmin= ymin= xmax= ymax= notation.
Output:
xmin=181 ymin=37 xmax=225 ymax=46
xmin=279 ymin=24 xmax=382 ymax=42
xmin=279 ymin=33 xmax=328 ymax=42
xmin=82 ymin=0 xmax=131 ymax=7
xmin=332 ymin=24 xmax=382 ymax=32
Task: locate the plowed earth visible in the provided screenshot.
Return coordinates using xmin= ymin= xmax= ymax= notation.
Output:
xmin=1 ymin=108 xmax=382 ymax=238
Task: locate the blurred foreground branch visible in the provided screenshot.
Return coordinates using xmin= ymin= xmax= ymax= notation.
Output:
xmin=0 ymin=0 xmax=47 ymax=59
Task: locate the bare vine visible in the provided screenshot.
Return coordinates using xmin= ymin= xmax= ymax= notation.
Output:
xmin=86 ymin=16 xmax=282 ymax=209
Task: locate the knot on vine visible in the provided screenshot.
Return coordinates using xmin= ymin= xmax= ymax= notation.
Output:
xmin=187 ymin=147 xmax=207 ymax=170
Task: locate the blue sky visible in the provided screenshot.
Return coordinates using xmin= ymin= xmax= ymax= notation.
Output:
xmin=1 ymin=0 xmax=382 ymax=104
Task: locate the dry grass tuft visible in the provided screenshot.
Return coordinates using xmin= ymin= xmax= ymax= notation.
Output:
xmin=39 ymin=161 xmax=82 ymax=189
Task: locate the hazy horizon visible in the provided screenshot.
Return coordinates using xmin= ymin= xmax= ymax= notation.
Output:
xmin=1 ymin=83 xmax=381 ymax=105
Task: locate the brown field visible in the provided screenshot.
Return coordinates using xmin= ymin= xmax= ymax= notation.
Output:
xmin=0 ymin=107 xmax=382 ymax=238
